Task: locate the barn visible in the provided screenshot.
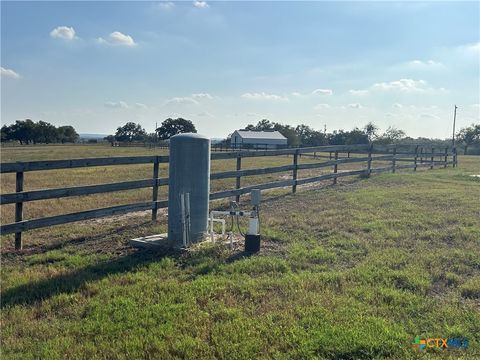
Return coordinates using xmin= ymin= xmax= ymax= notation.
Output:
xmin=231 ymin=130 xmax=288 ymax=149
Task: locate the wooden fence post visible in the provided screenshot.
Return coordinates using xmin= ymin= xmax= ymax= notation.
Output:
xmin=151 ymin=156 xmax=160 ymax=220
xmin=235 ymin=156 xmax=241 ymax=202
xmin=333 ymin=151 xmax=338 ymax=184
xmin=292 ymin=149 xmax=299 ymax=193
xmin=15 ymin=171 xmax=24 ymax=250
xmin=444 ymin=146 xmax=448 ymax=168
xmin=453 ymin=147 xmax=457 ymax=167
xmin=392 ymin=147 xmax=396 ymax=173
xmin=367 ymin=144 xmax=373 ymax=177
xmin=414 ymin=145 xmax=419 ymax=172
xmin=430 ymin=147 xmax=434 ymax=170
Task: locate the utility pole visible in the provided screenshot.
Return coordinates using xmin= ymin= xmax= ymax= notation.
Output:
xmin=452 ymin=105 xmax=458 ymax=147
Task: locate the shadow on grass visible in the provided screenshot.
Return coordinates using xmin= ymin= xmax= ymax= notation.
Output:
xmin=2 ymin=220 xmax=156 ymax=258
xmin=1 ymin=247 xmax=175 ymax=309
xmin=1 ymin=243 xmax=261 ymax=308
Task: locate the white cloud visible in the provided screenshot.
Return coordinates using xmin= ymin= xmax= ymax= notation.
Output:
xmin=392 ymin=103 xmax=403 ymax=108
xmin=97 ymin=31 xmax=136 ymax=47
xmin=104 ymin=101 xmax=129 ymax=109
xmin=312 ymin=88 xmax=333 ymax=96
xmin=348 ymin=89 xmax=369 ymax=96
xmin=371 ymin=78 xmax=446 ymax=93
xmin=156 ymin=2 xmax=175 ymax=10
xmin=347 ymin=103 xmax=362 ymax=109
xmin=193 ymin=1 xmax=209 ymax=8
xmin=192 ymin=93 xmax=214 ymax=100
xmin=291 ymin=92 xmax=302 ymax=97
xmin=457 ymin=42 xmax=480 ymax=55
xmin=314 ymin=103 xmax=330 ymax=110
xmin=164 ymin=97 xmax=199 ymax=105
xmin=135 ymin=103 xmax=148 ymax=109
xmin=406 ymin=59 xmax=445 ymax=70
xmin=241 ymin=92 xmax=288 ymax=101
xmin=50 ymin=26 xmax=77 ymax=40
xmin=420 ymin=113 xmax=440 ymax=120
xmin=1 ymin=67 xmax=21 ymax=79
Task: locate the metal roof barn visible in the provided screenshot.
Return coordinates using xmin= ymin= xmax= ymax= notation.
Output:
xmin=231 ymin=130 xmax=287 ymax=149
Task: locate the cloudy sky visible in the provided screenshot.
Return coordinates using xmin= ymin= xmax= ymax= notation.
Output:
xmin=1 ymin=1 xmax=479 ymax=138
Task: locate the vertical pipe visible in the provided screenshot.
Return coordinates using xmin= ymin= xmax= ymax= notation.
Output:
xmin=180 ymin=193 xmax=186 ymax=247
xmin=15 ymin=171 xmax=24 ymax=250
xmin=292 ymin=150 xmax=299 ymax=193
xmin=333 ymin=150 xmax=338 ymax=184
xmin=151 ymin=156 xmax=159 ymax=220
xmin=235 ymin=156 xmax=241 ymax=203
xmin=185 ymin=193 xmax=191 ymax=246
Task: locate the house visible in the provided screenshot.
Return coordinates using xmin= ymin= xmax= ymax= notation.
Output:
xmin=231 ymin=130 xmax=288 ymax=149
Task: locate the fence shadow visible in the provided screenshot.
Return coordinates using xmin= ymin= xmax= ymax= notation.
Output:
xmin=1 ymin=248 xmax=175 ymax=309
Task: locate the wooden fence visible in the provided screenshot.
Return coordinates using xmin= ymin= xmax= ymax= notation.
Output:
xmin=0 ymin=144 xmax=457 ymax=249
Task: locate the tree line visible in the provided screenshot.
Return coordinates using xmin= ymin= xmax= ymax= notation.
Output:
xmin=1 ymin=119 xmax=79 ymax=144
xmin=235 ymin=119 xmax=406 ymax=147
xmin=2 ymin=117 xmax=478 ymax=154
xmin=104 ymin=118 xmax=197 ymax=144
xmin=103 ymin=117 xmax=480 ymax=154
xmin=230 ymin=119 xmax=480 ymax=153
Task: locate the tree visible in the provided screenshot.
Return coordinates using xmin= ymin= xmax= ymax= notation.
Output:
xmin=10 ymin=119 xmax=36 ymax=144
xmin=456 ymin=123 xmax=480 ymax=155
xmin=274 ymin=124 xmax=300 ymax=147
xmin=244 ymin=119 xmax=275 ymax=131
xmin=104 ymin=135 xmax=116 ymax=146
xmin=115 ymin=122 xmax=147 ymax=142
xmin=1 ymin=125 xmax=13 ymax=142
xmin=1 ymin=120 xmax=80 ymax=144
xmin=345 ymin=128 xmax=369 ymax=145
xmin=33 ymin=121 xmax=58 ymax=144
xmin=327 ymin=130 xmax=348 ymax=145
xmin=156 ymin=118 xmax=197 ymax=140
xmin=375 ymin=126 xmax=406 ymax=144
xmin=363 ymin=122 xmax=379 ymax=142
xmin=57 ymin=126 xmax=79 ymax=143
xmin=295 ymin=124 xmax=326 ymax=146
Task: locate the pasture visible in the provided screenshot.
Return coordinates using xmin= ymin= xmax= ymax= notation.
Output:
xmin=1 ymin=144 xmax=479 ymax=359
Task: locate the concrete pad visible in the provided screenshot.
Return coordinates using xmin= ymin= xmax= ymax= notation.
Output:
xmin=129 ymin=233 xmax=171 ymax=249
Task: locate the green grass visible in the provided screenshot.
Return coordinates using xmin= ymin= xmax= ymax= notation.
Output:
xmin=1 ymin=146 xmax=479 ymax=359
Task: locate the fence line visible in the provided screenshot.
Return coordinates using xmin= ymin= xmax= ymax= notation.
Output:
xmin=0 ymin=144 xmax=457 ymax=249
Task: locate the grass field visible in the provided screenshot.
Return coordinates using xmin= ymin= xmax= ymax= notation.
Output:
xmin=1 ymin=144 xmax=479 ymax=359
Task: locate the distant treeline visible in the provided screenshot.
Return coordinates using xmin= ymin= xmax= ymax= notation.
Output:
xmin=221 ymin=119 xmax=480 ymax=154
xmin=1 ymin=119 xmax=79 ymax=145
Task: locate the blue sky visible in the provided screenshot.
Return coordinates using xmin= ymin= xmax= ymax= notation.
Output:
xmin=1 ymin=1 xmax=479 ymax=138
